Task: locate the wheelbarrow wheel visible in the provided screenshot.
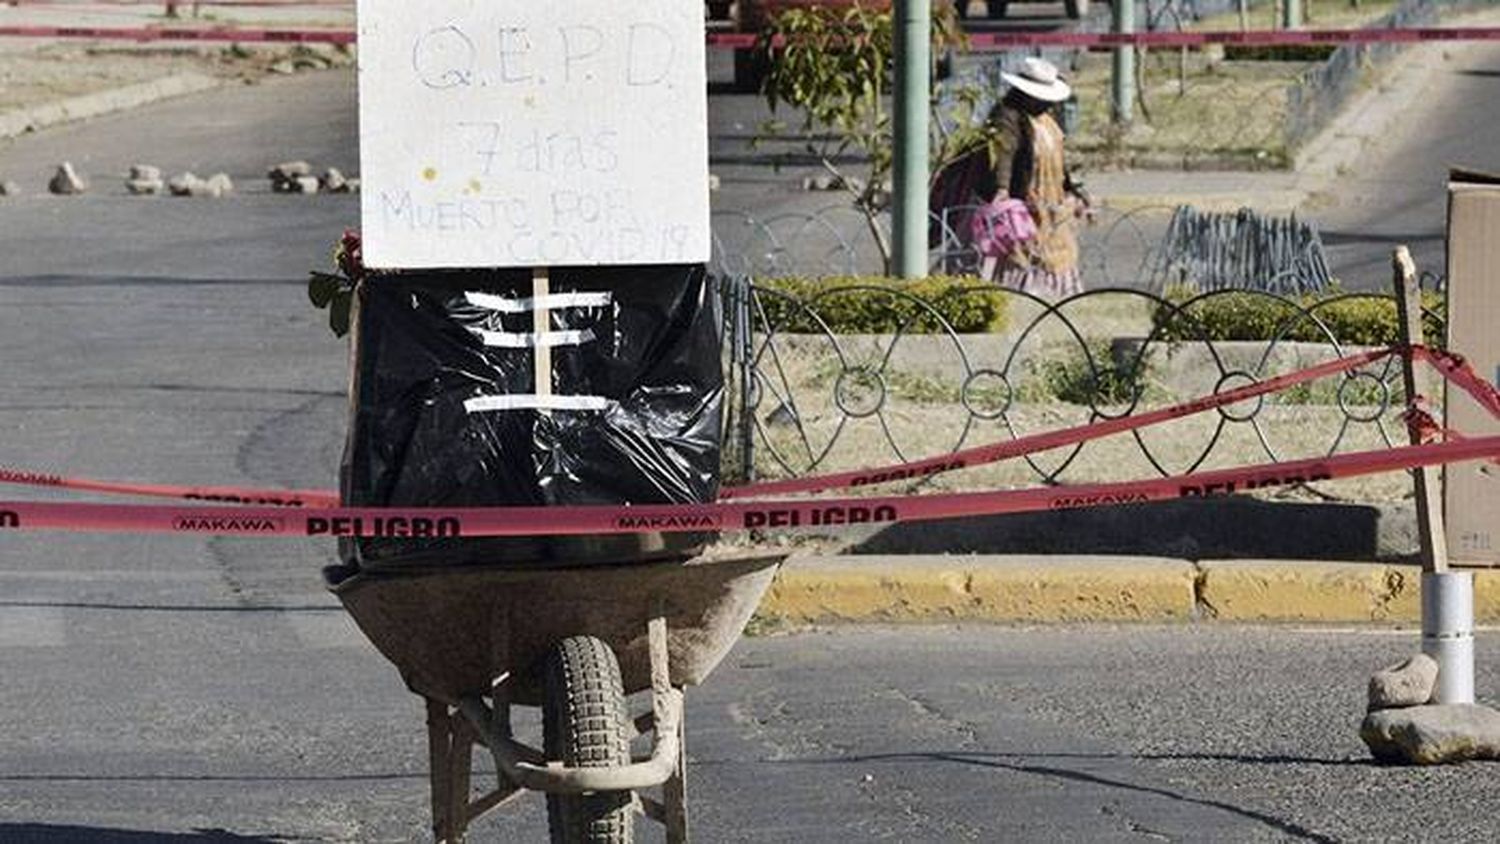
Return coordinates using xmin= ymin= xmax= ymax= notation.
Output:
xmin=543 ymin=636 xmax=634 ymax=844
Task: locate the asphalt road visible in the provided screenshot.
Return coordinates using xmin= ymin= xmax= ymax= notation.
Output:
xmin=2 ymin=64 xmax=1500 ymax=843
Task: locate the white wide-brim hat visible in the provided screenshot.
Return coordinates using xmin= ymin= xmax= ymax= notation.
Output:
xmin=1001 ymin=56 xmax=1072 ymax=103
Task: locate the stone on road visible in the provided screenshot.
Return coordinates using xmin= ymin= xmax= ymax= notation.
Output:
xmin=1362 ymin=703 xmax=1500 ymax=765
xmin=1367 ymin=652 xmax=1439 ymax=710
xmin=47 ymin=161 xmax=87 ymax=195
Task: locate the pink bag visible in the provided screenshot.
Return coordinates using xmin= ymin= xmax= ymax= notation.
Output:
xmin=970 ymin=197 xmax=1037 ymax=259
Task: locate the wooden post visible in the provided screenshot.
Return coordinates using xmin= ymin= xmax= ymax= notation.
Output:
xmin=1393 ymin=246 xmax=1448 ymax=573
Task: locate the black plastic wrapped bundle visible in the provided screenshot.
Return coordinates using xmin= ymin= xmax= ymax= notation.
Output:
xmin=340 ymin=264 xmax=721 ymax=572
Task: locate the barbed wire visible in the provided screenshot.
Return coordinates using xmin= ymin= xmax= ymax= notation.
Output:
xmin=712 ymin=203 xmax=1351 ymax=293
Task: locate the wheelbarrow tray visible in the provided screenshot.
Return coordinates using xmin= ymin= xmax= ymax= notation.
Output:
xmin=330 ymin=551 xmax=784 ymax=706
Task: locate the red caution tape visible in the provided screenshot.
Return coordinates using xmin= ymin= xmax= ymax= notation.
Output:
xmin=9 ymin=1 xmax=349 ymax=6
xmin=705 ymin=26 xmax=1500 ymax=52
xmin=0 ymin=24 xmax=354 ymax=44
xmin=0 ymin=468 xmax=333 ymax=508
xmin=6 ymin=25 xmax=1500 ymax=49
xmin=0 ymin=436 xmax=1497 ymax=537
xmin=1412 ymin=346 xmax=1500 ymax=421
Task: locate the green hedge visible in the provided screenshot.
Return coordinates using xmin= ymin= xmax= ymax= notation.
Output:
xmin=1222 ymin=44 xmax=1338 ymax=62
xmin=754 ymin=275 xmax=1008 ymax=334
xmin=1153 ymin=290 xmax=1444 ymax=347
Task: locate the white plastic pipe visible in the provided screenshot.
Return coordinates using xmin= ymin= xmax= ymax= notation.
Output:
xmin=1421 ymin=571 xmax=1475 ymax=704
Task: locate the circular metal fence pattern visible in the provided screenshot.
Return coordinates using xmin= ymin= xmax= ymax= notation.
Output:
xmin=721 ymin=279 xmax=1446 ymax=498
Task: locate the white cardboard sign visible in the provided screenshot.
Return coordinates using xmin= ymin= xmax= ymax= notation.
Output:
xmin=357 ymin=0 xmax=709 ymax=269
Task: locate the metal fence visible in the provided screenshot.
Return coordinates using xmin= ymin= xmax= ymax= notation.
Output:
xmin=719 ymin=278 xmax=1443 ymax=504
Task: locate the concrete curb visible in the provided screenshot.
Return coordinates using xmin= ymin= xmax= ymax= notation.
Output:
xmin=758 ymin=555 xmax=1500 ymax=625
xmin=0 ymin=73 xmax=223 ymax=141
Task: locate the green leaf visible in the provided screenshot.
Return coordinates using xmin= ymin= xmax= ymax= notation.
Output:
xmin=328 ymin=291 xmax=352 ymax=338
xmin=308 ymin=271 xmax=344 ymax=308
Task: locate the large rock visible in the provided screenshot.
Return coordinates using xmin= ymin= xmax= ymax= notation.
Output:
xmin=316 ymin=170 xmax=360 ymax=194
xmin=167 ymin=172 xmax=234 ymax=198
xmin=1368 ymin=654 xmax=1438 ymax=711
xmin=0 ymin=180 xmax=20 ymax=197
xmin=320 ymin=167 xmax=348 ymax=193
xmin=204 ymin=173 xmax=235 ymax=197
xmin=48 ymin=162 xmax=88 ymax=195
xmin=129 ymin=164 xmax=162 ymax=182
xmin=1361 ymin=703 xmax=1500 ymax=764
xmin=269 ymin=161 xmax=316 ymax=194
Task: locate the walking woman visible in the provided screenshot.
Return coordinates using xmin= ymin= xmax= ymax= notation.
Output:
xmin=973 ymin=57 xmax=1091 ymax=299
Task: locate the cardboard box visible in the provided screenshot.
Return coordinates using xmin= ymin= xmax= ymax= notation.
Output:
xmin=1445 ymin=170 xmax=1500 ymax=565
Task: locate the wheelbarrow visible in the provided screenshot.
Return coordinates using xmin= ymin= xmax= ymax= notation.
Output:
xmin=327 ymin=550 xmax=786 ymax=843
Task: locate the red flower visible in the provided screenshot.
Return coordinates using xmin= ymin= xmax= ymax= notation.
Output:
xmin=336 ymin=229 xmax=365 ymax=283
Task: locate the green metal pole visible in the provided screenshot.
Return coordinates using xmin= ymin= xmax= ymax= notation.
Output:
xmin=1112 ymin=0 xmax=1135 ymax=125
xmin=892 ymin=0 xmax=931 ymax=279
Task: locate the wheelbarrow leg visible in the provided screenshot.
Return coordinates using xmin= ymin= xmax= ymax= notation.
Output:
xmin=649 ymin=609 xmax=690 ymax=843
xmin=448 ymin=711 xmax=476 ymax=841
xmin=425 ymin=698 xmax=456 ymax=843
xmin=664 ymin=700 xmax=689 ymax=843
xmin=425 ymin=698 xmax=477 ymax=843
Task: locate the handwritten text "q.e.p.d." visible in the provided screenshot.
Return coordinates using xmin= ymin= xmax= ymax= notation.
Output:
xmin=412 ymin=23 xmax=680 ymax=91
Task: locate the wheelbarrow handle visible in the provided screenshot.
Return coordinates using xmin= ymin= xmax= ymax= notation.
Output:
xmin=458 ymin=689 xmax=683 ymax=794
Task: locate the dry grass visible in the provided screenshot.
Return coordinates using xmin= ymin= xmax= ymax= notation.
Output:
xmin=1068 ymin=51 xmax=1304 ymax=164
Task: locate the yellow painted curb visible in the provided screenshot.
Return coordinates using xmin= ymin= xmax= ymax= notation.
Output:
xmin=1475 ymin=570 xmax=1500 ymax=623
xmin=1198 ymin=562 xmax=1421 ymax=623
xmin=1171 ymin=563 xmax=1500 ymax=624
xmin=759 ymin=555 xmax=1198 ymax=624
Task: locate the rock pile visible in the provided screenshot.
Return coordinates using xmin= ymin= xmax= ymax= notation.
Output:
xmin=167 ymin=172 xmax=235 ymax=198
xmin=1360 ymin=653 xmax=1500 ymax=764
xmin=269 ymin=161 xmax=319 ymax=194
xmin=268 ymin=162 xmax=359 ymax=195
